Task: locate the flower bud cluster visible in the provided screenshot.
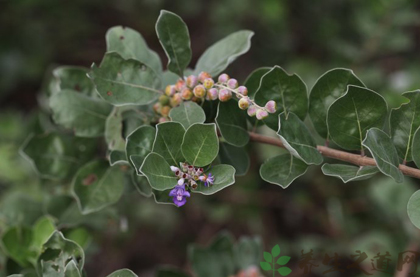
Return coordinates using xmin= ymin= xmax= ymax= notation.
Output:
xmin=155 ymin=71 xmax=277 ymax=122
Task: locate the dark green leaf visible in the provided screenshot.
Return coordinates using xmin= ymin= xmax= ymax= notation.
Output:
xmin=321 ymin=164 xmax=379 ymax=183
xmin=32 ymin=216 xmax=56 ymax=251
xmin=64 ymin=227 xmax=91 ymax=249
xmin=309 ymin=68 xmax=364 ymax=139
xmin=156 ymin=10 xmax=191 ymax=77
xmin=140 ymin=153 xmax=177 ymax=190
xmin=106 ymin=269 xmax=138 ymax=277
xmin=109 ymin=150 xmax=129 ymax=166
xmin=2 ymin=226 xmax=37 ymax=267
xmin=125 ymin=126 xmax=156 ymax=174
xmin=181 ymin=123 xmax=219 ymax=167
xmin=51 ymin=66 xmax=96 ymax=96
xmin=271 ymin=245 xmax=281 ymax=257
xmin=105 ymin=106 xmax=139 ymax=151
xmin=278 ymin=267 xmax=292 ymax=276
xmin=131 ymin=172 xmax=153 ymax=198
xmin=89 ymin=52 xmax=162 ymax=106
xmin=408 ymin=190 xmax=420 ymax=229
xmin=72 ymin=160 xmax=125 ymax=214
xmin=413 ymin=127 xmax=420 ymax=168
xmin=277 ymin=256 xmax=291 ymax=266
xmin=106 ymin=26 xmax=162 ymax=74
xmin=327 ymin=85 xmax=388 ymax=151
xmin=153 ymin=189 xmax=177 ymax=206
xmin=259 ymin=262 xmax=271 ymax=271
xmin=244 ymin=67 xmax=271 ymax=98
xmin=278 ymin=112 xmax=323 ymax=165
xmin=194 ymin=30 xmax=254 ymax=76
xmin=362 ymin=128 xmax=404 ymax=183
xmin=50 ymin=89 xmax=111 ymax=137
xmin=260 ymin=154 xmax=308 ymax=188
xmin=152 ymin=122 xmax=185 ymax=165
xmin=193 ymin=164 xmax=235 ymax=195
xmin=216 ymin=101 xmax=249 ymax=147
xmin=390 ymin=90 xmax=420 ymax=162
xmin=219 ymin=143 xmax=250 ymax=176
xmin=169 ymin=101 xmax=206 ymax=129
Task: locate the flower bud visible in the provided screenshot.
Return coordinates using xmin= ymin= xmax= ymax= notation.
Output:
xmin=153 ymin=102 xmax=162 ymax=113
xmin=238 ymin=97 xmax=250 ymax=110
xmin=256 ymin=108 xmax=269 ymax=120
xmin=159 ymin=95 xmax=170 ymax=105
xmin=186 ymin=75 xmax=198 ymax=88
xmin=227 ymin=78 xmax=238 ymax=89
xmin=170 ymin=93 xmax=182 ymax=107
xmin=159 ymin=117 xmax=167 ymax=123
xmin=189 ymin=179 xmax=198 ymax=189
xmin=178 ymin=178 xmax=185 ymax=186
xmin=203 ymin=78 xmax=214 ymax=89
xmin=218 ymin=89 xmax=232 ymax=102
xmin=237 ymin=86 xmax=248 ymax=96
xmin=247 ymin=105 xmax=257 ymax=117
xmin=198 ymin=71 xmax=212 ymax=83
xmin=175 ymin=79 xmax=185 ymax=91
xmin=181 ymin=88 xmax=193 ymax=100
xmin=193 ymin=85 xmax=206 ymax=98
xmin=160 ymin=105 xmax=171 ymax=117
xmin=218 ymin=73 xmax=230 ymax=84
xmin=165 ymin=85 xmax=176 ymax=96
xmin=170 ymin=166 xmax=180 ymax=172
xmin=265 ymin=100 xmax=277 ymax=113
xmin=206 ymin=88 xmax=219 ymax=100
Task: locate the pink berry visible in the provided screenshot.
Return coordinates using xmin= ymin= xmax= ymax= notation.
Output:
xmin=227 ymin=78 xmax=238 ymax=89
xmin=193 ymin=85 xmax=206 ymax=98
xmin=186 ymin=75 xmax=198 ymax=88
xmin=237 ymin=86 xmax=248 ymax=96
xmin=247 ymin=105 xmax=257 ymax=117
xmin=165 ymin=85 xmax=176 ymax=96
xmin=256 ymin=109 xmax=269 ymax=120
xmin=265 ymin=100 xmax=277 ymax=113
xmin=198 ymin=72 xmax=212 ymax=83
xmin=238 ymin=97 xmax=250 ymax=110
xmin=181 ymin=88 xmax=193 ymax=100
xmin=218 ymin=73 xmax=230 ymax=84
xmin=218 ymin=89 xmax=232 ymax=102
xmin=206 ymin=88 xmax=219 ymax=100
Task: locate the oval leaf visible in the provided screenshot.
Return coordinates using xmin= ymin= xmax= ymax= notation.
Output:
xmin=109 ymin=150 xmax=128 ymax=166
xmin=408 ymin=190 xmax=420 ymax=229
xmin=321 ymin=164 xmax=379 ymax=183
xmin=260 ymin=262 xmax=272 ymax=271
xmin=277 ymin=256 xmax=291 ymax=266
xmin=193 ymin=164 xmax=236 ymax=195
xmin=413 ymin=127 xmax=420 ymax=168
xmin=152 ymin=122 xmax=185 ymax=165
xmin=327 ymin=85 xmax=388 ymax=151
xmin=278 ymin=267 xmax=292 ymax=276
xmin=216 ymin=101 xmax=249 ymax=147
xmin=126 ymin=126 xmax=156 ymax=174
xmin=140 ymin=153 xmax=178 ymax=190
xmin=169 ymin=101 xmax=206 ymax=129
xmin=181 ymin=123 xmax=219 ymax=167
xmin=194 ymin=30 xmax=254 ymax=76
xmin=72 ymin=160 xmax=125 ymax=214
xmin=2 ymin=226 xmax=37 ymax=267
xmin=309 ymin=68 xmax=364 ymax=139
xmin=89 ymin=52 xmax=162 ymax=106
xmin=52 ymin=66 xmax=96 ymax=96
xmin=263 ymin=252 xmax=272 ymax=263
xmin=271 ymin=245 xmax=280 ymax=257
xmin=131 ymin=172 xmax=153 ymax=198
xmin=156 ymin=10 xmax=191 ymax=77
xmin=362 ymin=128 xmax=404 ymax=183
xmin=106 ymin=269 xmax=138 ymax=277
xmin=219 ymin=143 xmax=250 ymax=176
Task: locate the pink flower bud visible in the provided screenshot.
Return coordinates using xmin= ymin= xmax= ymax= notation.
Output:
xmin=206 ymin=88 xmax=219 ymax=100
xmin=178 ymin=178 xmax=185 ymax=186
xmin=186 ymin=75 xmax=198 ymax=88
xmin=198 ymin=71 xmax=212 ymax=83
xmin=265 ymin=100 xmax=277 ymax=113
xmin=247 ymin=105 xmax=257 ymax=117
xmin=256 ymin=108 xmax=269 ymax=120
xmin=227 ymin=78 xmax=238 ymax=89
xmin=237 ymin=86 xmax=248 ymax=96
xmin=160 ymin=106 xmax=171 ymax=117
xmin=153 ymin=102 xmax=162 ymax=113
xmin=159 ymin=117 xmax=167 ymax=123
xmin=193 ymin=85 xmax=206 ymax=98
xmin=218 ymin=73 xmax=230 ymax=84
xmin=238 ymin=97 xmax=250 ymax=110
xmin=170 ymin=93 xmax=182 ymax=107
xmin=170 ymin=166 xmax=180 ymax=172
xmin=203 ymin=78 xmax=214 ymax=89
xmin=175 ymin=80 xmax=185 ymax=91
xmin=218 ymin=89 xmax=232 ymax=102
xmin=181 ymin=88 xmax=193 ymax=100
xmin=165 ymin=85 xmax=176 ymax=96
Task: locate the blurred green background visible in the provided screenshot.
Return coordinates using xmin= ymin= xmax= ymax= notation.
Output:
xmin=1 ymin=0 xmax=420 ymax=276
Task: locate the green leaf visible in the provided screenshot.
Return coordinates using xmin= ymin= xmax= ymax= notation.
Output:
xmin=162 ymin=70 xmax=180 ymax=89
xmin=277 ymin=256 xmax=291 ymax=266
xmin=153 ymin=189 xmax=177 ymax=206
xmin=20 ymin=133 xmax=96 ymax=180
xmin=2 ymin=226 xmax=37 ymax=267
xmin=219 ymin=143 xmax=250 ymax=176
xmin=260 ymin=154 xmax=308 ymax=189
xmin=362 ymin=128 xmax=404 ymax=183
xmin=181 ymin=123 xmax=219 ymax=167
xmin=152 ymin=122 xmax=185 ymax=165
xmin=271 ymin=245 xmax=281 ymax=257
xmin=105 ymin=107 xmax=126 ymax=151
xmin=64 ymin=227 xmax=91 ymax=249
xmin=156 ymin=10 xmax=191 ymax=77
xmin=327 ymin=85 xmax=388 ymax=151
xmin=255 ymin=66 xmax=308 ymax=130
xmin=263 ymin=252 xmax=272 ymax=262
xmin=51 ymin=66 xmax=96 ymax=96
xmin=72 ymin=160 xmax=125 ymax=214
xmin=216 ymin=101 xmax=249 ymax=147
xmin=106 ymin=26 xmax=162 ymax=74
xmin=38 ymin=231 xmax=84 ymax=276
xmin=413 ymin=127 xmax=420 ymax=168
xmin=234 ymin=236 xmax=262 ymax=270
xmin=408 ymin=190 xmax=420 ymax=229
xmin=194 ymin=30 xmax=254 ymax=76
xmin=89 ymin=52 xmax=162 ymax=106
xmin=259 ymin=262 xmax=271 ymax=271
xmin=169 ymin=101 xmax=206 ymax=129
xmin=106 ymin=269 xmax=138 ymax=277
xmin=193 ymin=164 xmax=235 ymax=195
xmin=390 ymin=90 xmax=420 ymax=162
xmin=156 ymin=267 xmax=189 ymax=277
xmin=131 ymin=172 xmax=153 ymax=197
xmin=278 ymin=266 xmax=292 ymax=276
xmin=125 ymin=126 xmax=156 ymax=174
xmin=321 ymin=164 xmax=379 ymax=183
xmin=140 ymin=153 xmax=177 ymax=190
xmin=64 ymin=260 xmax=82 ymax=277
xmin=50 ymin=89 xmax=112 ymax=137
xmin=309 ymin=68 xmax=364 ymax=139
xmin=109 ymin=150 xmax=129 ymax=166
xmin=32 ymin=216 xmax=56 ymax=251
xmin=278 ymin=112 xmax=323 ymax=165
xmin=244 ymin=67 xmax=271 ymax=98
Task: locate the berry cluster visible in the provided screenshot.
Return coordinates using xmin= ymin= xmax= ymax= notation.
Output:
xmin=154 ymin=72 xmax=277 ymax=122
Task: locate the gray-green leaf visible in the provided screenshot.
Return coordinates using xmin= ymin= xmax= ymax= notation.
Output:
xmin=139 ymin=153 xmax=178 ymax=190
xmin=51 ymin=66 xmax=96 ymax=97
xmin=65 ymin=260 xmax=82 ymax=277
xmin=125 ymin=126 xmax=156 ymax=174
xmin=216 ymin=101 xmax=249 ymax=147
xmin=153 ymin=122 xmax=185 ymax=165
xmin=408 ymin=190 xmax=420 ymax=229
xmin=193 ymin=164 xmax=235 ymax=195
xmin=106 ymin=269 xmax=138 ymax=277
xmin=244 ymin=67 xmax=271 ymax=98
xmin=413 ymin=127 xmax=420 ymax=168
xmin=321 ymin=164 xmax=379 ymax=183
xmin=169 ymin=101 xmax=206 ymax=129
xmin=109 ymin=150 xmax=128 ymax=166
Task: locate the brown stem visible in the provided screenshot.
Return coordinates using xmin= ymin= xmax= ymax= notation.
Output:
xmin=248 ymin=132 xmax=420 ymax=180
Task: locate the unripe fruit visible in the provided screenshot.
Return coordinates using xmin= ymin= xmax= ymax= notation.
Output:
xmin=193 ymin=85 xmax=206 ymax=98
xmin=206 ymin=88 xmax=219 ymax=100
xmin=265 ymin=100 xmax=277 ymax=113
xmin=186 ymin=75 xmax=198 ymax=88
xmin=218 ymin=73 xmax=229 ymax=84
xmin=153 ymin=102 xmax=162 ymax=113
xmin=247 ymin=105 xmax=257 ymax=117
xmin=170 ymin=93 xmax=182 ymax=107
xmin=238 ymin=97 xmax=250 ymax=110
xmin=256 ymin=108 xmax=269 ymax=120
xmin=237 ymin=86 xmax=248 ymax=96
xmin=181 ymin=88 xmax=193 ymax=100
xmin=159 ymin=94 xmax=170 ymax=105
xmin=165 ymin=85 xmax=176 ymax=96
xmin=175 ymin=79 xmax=186 ymax=91
xmin=227 ymin=78 xmax=238 ymax=89
xmin=203 ymin=78 xmax=214 ymax=89
xmin=159 ymin=117 xmax=168 ymax=123
xmin=218 ymin=89 xmax=232 ymax=102
xmin=161 ymin=105 xmax=171 ymax=117
xmin=198 ymin=71 xmax=211 ymax=83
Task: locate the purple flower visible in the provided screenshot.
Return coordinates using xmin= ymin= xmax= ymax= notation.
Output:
xmin=199 ymin=173 xmax=214 ymax=187
xmin=169 ymin=184 xmax=190 ymax=207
